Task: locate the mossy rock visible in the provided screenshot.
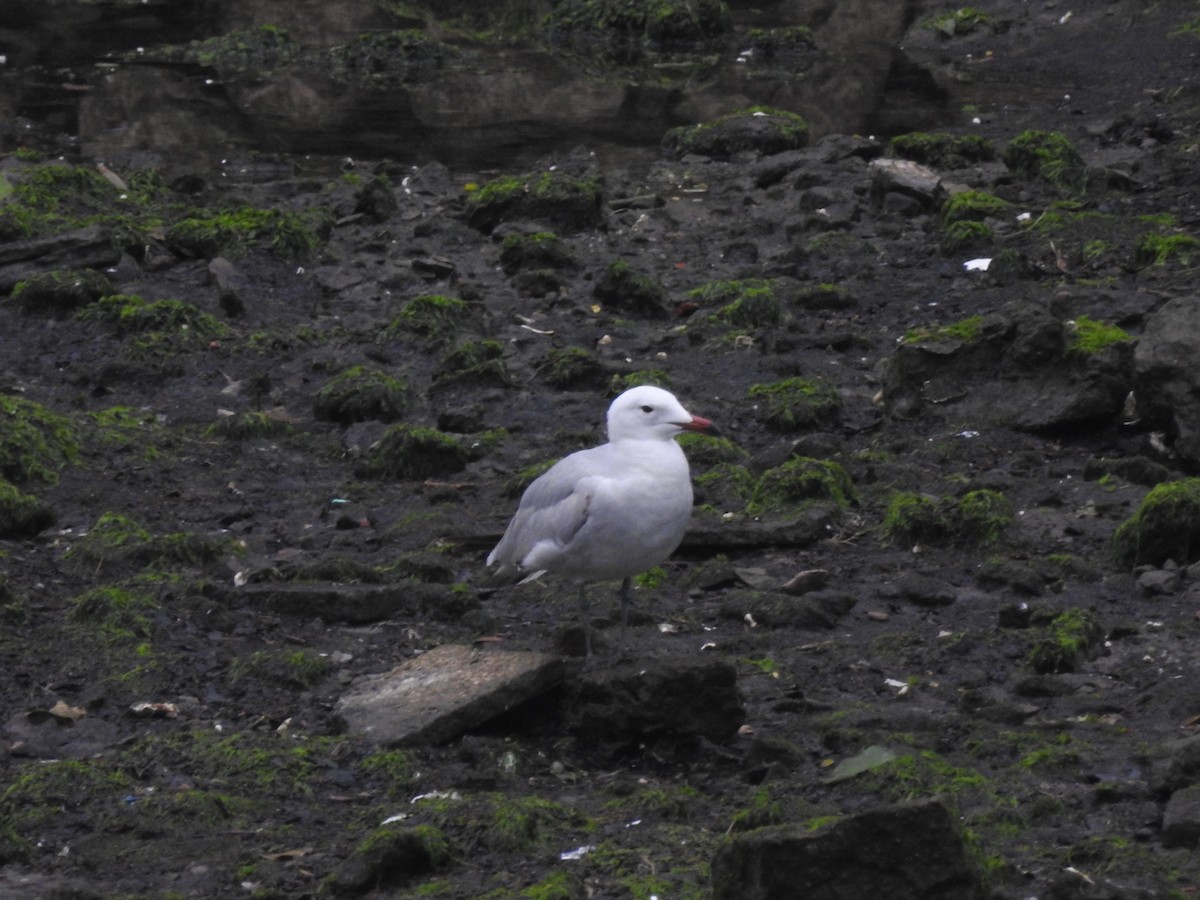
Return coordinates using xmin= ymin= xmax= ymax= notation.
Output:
xmin=881 ymin=491 xmax=949 ymax=545
xmin=692 ymin=279 xmax=782 ymax=327
xmin=1066 ymin=316 xmax=1131 ymax=354
xmin=747 ymin=377 xmax=841 ymax=431
xmin=926 ymin=7 xmax=991 ymax=37
xmin=1002 ymin=130 xmax=1086 ymax=192
xmin=941 ymin=190 xmax=1010 ymax=225
xmin=166 ymin=205 xmax=322 ymax=259
xmin=1131 ymin=231 xmax=1200 ymax=268
xmin=0 ymin=479 xmax=56 ymax=538
xmin=498 ymin=231 xmax=579 ymax=274
xmin=889 ymin=132 xmax=996 ymax=168
xmin=360 ymin=425 xmax=469 ymax=480
xmin=0 ymin=394 xmax=81 ymax=484
xmin=749 ymin=457 xmax=856 ymax=514
xmin=1028 ymin=608 xmax=1105 ymax=674
xmin=940 ymin=220 xmax=993 ymax=254
xmin=465 ymin=171 xmax=604 ymax=234
xmin=592 ymin=261 xmax=667 ymax=318
xmin=79 ymin=294 xmax=229 ymax=340
xmin=323 ymin=823 xmax=451 ymax=894
xmin=1112 ymin=478 xmax=1200 ymax=567
xmin=313 ymin=366 xmax=410 ymax=424
xmin=541 ymin=347 xmax=607 ymax=389
xmin=695 ymin=461 xmax=758 ymax=511
xmin=544 ymin=0 xmax=731 ymax=46
xmin=205 ymin=411 xmax=295 ymax=440
xmin=433 ymin=340 xmax=511 ymax=391
xmin=663 ymin=106 xmax=809 ymax=160
xmin=66 ymin=511 xmax=235 ymax=572
xmin=10 ymin=268 xmax=112 ymax=315
xmin=385 ymin=294 xmax=480 ymax=343
xmin=882 ymin=488 xmax=1012 ymax=546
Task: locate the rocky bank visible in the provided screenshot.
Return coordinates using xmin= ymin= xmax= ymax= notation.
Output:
xmin=3 ymin=1 xmax=1200 ymax=899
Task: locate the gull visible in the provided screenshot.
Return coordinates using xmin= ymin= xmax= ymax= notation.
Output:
xmin=487 ymin=385 xmax=716 ymax=652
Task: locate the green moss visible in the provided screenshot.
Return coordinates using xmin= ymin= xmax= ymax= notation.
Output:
xmin=676 ymin=432 xmax=748 ymax=466
xmin=610 ymin=370 xmax=671 ymax=391
xmin=0 ymin=478 xmax=55 ymax=537
xmin=313 ymin=365 xmax=410 ymax=424
xmin=167 ymin=205 xmax=321 ymax=259
xmin=67 ymin=510 xmax=235 ymax=572
xmin=80 ymin=293 xmax=229 ymax=340
xmin=541 ymin=347 xmax=605 ymax=389
xmin=0 ymin=759 xmax=133 ymax=847
xmin=434 ymin=340 xmax=511 ymax=388
xmin=465 ymin=170 xmax=604 ymax=232
xmin=358 ymin=750 xmax=418 ymax=797
xmin=227 ymin=648 xmax=333 ymax=688
xmin=387 ymin=294 xmax=475 ymax=341
xmin=1132 ymin=231 xmax=1200 ymax=267
xmin=694 ymin=462 xmax=758 ymax=513
xmin=728 ymin=786 xmax=784 ymax=832
xmin=205 ymin=410 xmax=295 ymax=440
xmin=942 ymin=190 xmax=1010 ymax=225
xmin=1028 ymin=608 xmax=1104 ymax=674
xmin=486 ymin=795 xmax=589 ymax=853
xmin=1112 ymin=478 xmax=1200 ymax=566
xmin=1002 ymin=130 xmax=1086 ymax=191
xmin=889 ymin=131 xmax=995 ymax=166
xmin=593 ymin=260 xmax=666 ymax=316
xmin=664 ymin=105 xmax=809 ymax=158
xmin=926 ymin=7 xmax=990 ymax=36
xmin=747 ymin=376 xmax=840 ymax=431
xmin=881 ymin=491 xmax=948 ymax=545
xmin=1066 ymin=316 xmax=1131 ymax=353
xmin=902 ymin=314 xmax=984 ymax=344
xmin=956 ymin=489 xmax=1013 ymax=542
xmin=498 ymin=231 xmax=576 ymax=273
xmin=10 ymin=268 xmax=112 ymax=314
xmin=692 ymin=279 xmax=782 ymax=327
xmin=0 ymin=394 xmax=81 ymax=484
xmin=520 ymin=870 xmax=581 ymax=900
xmin=941 ymin=219 xmax=993 ymax=254
xmin=70 ymin=583 xmax=158 ymax=641
xmin=749 ymin=457 xmax=855 ymax=514
xmin=362 ymin=425 xmax=469 ymax=480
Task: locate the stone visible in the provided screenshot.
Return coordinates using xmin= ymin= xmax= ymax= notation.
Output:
xmin=711 ymin=799 xmax=983 ymax=900
xmin=1134 ymin=295 xmax=1200 ymax=464
xmin=240 ymin=580 xmax=476 ymax=624
xmin=1162 ymin=784 xmax=1200 ymax=848
xmin=566 ymin=656 xmax=744 ymax=745
xmin=335 ymin=644 xmax=563 ymax=746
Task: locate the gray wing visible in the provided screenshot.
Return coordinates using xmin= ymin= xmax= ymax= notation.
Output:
xmin=487 ymin=448 xmax=608 ymax=577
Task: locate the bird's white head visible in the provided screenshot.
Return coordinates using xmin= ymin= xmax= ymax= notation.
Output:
xmin=606 ymin=385 xmax=715 ymax=442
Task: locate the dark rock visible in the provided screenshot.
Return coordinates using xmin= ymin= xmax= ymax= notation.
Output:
xmin=1133 ymin=295 xmax=1200 ymax=464
xmin=663 ymin=107 xmax=809 ymax=160
xmin=896 ymin=571 xmax=956 ymax=607
xmin=718 ymin=588 xmax=855 ymax=629
xmin=566 ymin=656 xmax=744 ymax=746
xmin=324 ymin=824 xmax=449 ymax=895
xmin=710 ymin=799 xmax=983 ymax=900
xmin=1163 ymin=784 xmax=1200 ymax=848
xmin=592 ymin=260 xmax=667 ymax=318
xmin=1151 ymin=733 xmax=1200 ymax=796
xmin=0 ymin=224 xmax=120 ymax=292
xmin=883 ymin=298 xmax=1132 ymax=431
xmin=207 ymin=257 xmax=246 ymax=317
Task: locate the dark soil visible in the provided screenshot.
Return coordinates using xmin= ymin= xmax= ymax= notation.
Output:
xmin=3 ymin=2 xmax=1200 ymax=898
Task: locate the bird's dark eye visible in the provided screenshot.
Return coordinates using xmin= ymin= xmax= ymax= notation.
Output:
xmin=640 ymin=405 xmax=654 ymax=413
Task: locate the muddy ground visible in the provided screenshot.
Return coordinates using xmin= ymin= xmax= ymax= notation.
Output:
xmin=3 ymin=1 xmax=1200 ymax=898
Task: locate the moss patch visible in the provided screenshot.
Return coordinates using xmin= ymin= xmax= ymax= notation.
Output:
xmin=1112 ymin=478 xmax=1200 ymax=567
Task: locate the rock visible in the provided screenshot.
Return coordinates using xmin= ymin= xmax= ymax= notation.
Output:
xmin=718 ymin=588 xmax=855 ymax=629
xmin=335 ymin=644 xmax=563 ymax=746
xmin=895 ymin=571 xmax=956 ymax=607
xmin=323 ymin=824 xmax=450 ymax=895
xmin=868 ymin=157 xmax=945 ymax=209
xmin=207 ymin=256 xmax=246 ymax=317
xmin=710 ymin=799 xmax=983 ymax=900
xmin=1151 ymin=733 xmax=1200 ymax=796
xmin=1163 ymin=784 xmax=1200 ymax=848
xmin=1134 ymin=295 xmax=1200 ymax=464
xmin=0 ymin=224 xmax=121 ymax=292
xmin=882 ymin=299 xmax=1133 ymax=431
xmin=566 ymin=656 xmax=744 ymax=746
xmin=465 ymin=170 xmax=604 ymax=234
xmin=663 ymin=107 xmax=809 ymax=160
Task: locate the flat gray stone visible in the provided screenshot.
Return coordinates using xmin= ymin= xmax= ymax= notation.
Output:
xmin=335 ymin=644 xmax=563 ymax=746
